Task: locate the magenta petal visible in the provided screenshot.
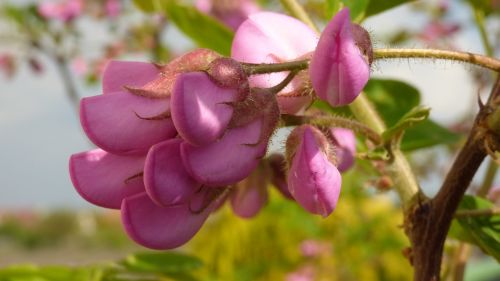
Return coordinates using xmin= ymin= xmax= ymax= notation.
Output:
xmin=144 ymin=139 xmax=201 ymax=206
xmin=330 ymin=128 xmax=356 ymax=172
xmin=310 ymin=8 xmax=370 ymax=106
xmin=121 ymin=191 xmax=213 ymax=250
xmin=232 ymin=12 xmax=317 ymax=95
xmin=288 ymin=127 xmax=341 ymax=217
xmin=69 ymin=149 xmax=145 ymax=209
xmin=231 ymin=183 xmax=268 ymax=219
xmin=171 ymin=72 xmax=237 ymax=146
xmin=102 ymin=61 xmax=159 ymax=94
xmin=80 ymin=91 xmax=176 ymax=155
xmin=181 ymin=119 xmax=266 ymax=186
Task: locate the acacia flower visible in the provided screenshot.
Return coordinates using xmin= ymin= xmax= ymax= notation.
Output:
xmin=286 ymin=125 xmax=342 ymax=217
xmin=232 ymin=12 xmax=318 ymax=114
xmin=309 ymin=8 xmax=372 ymax=107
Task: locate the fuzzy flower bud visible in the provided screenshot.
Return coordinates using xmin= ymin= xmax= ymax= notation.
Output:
xmin=286 ymin=125 xmax=341 ymax=217
xmin=309 ymin=8 xmax=371 ymax=107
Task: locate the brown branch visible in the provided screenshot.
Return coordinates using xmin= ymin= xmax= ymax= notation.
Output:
xmin=406 ymin=77 xmax=500 ymax=281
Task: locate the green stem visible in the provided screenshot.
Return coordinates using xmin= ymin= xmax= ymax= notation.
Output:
xmin=455 ymin=207 xmax=500 ymax=218
xmin=349 ymin=96 xmax=422 ymax=207
xmin=281 ymin=114 xmax=383 ymax=145
xmin=472 ymin=7 xmax=494 ymax=57
xmin=242 ymin=59 xmax=309 ymax=75
xmin=279 ymin=0 xmax=319 ymax=33
xmin=477 ymin=159 xmax=498 ymax=198
xmin=374 ymin=49 xmax=500 ymax=72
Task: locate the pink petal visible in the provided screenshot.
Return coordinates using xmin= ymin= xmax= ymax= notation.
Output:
xmin=102 ymin=61 xmax=159 ymax=94
xmin=288 ymin=127 xmax=341 ymax=217
xmin=80 ymin=91 xmax=176 ymax=155
xmin=231 ymin=184 xmax=267 ymax=218
xmin=69 ymin=149 xmax=145 ymax=209
xmin=121 ymin=190 xmax=217 ymax=249
xmin=171 ymin=72 xmax=237 ymax=146
xmin=309 ymin=8 xmax=370 ymax=106
xmin=181 ymin=119 xmax=267 ymax=186
xmin=330 ymin=128 xmax=356 ymax=172
xmin=231 ymin=12 xmax=317 ymax=113
xmin=144 ymin=139 xmax=201 ymax=206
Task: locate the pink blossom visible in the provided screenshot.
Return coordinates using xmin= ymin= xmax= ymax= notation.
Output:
xmin=71 ymin=57 xmax=88 ymax=76
xmin=231 ymin=12 xmax=318 ymax=114
xmin=0 ymin=54 xmax=15 ymax=78
xmin=286 ymin=125 xmax=342 ymax=217
xmin=196 ymin=0 xmax=259 ymax=30
xmin=309 ymin=8 xmax=371 ymax=107
xmin=230 ymin=163 xmax=269 ymax=218
xmin=105 ymin=0 xmax=121 ymax=18
xmin=329 ymin=128 xmax=356 ymax=172
xmin=38 ymin=0 xmax=83 ymax=22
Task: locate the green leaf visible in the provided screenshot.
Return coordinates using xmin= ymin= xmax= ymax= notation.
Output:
xmin=382 ymin=106 xmax=430 ymax=143
xmin=131 ymin=0 xmax=157 ymax=13
xmin=340 ymin=0 xmax=369 ymax=22
xmin=453 ymin=195 xmax=500 ymax=262
xmin=0 ymin=265 xmax=101 ymax=281
xmin=325 ymin=0 xmax=341 ymax=19
xmin=161 ymin=0 xmax=234 ymax=55
xmin=364 ymin=0 xmax=416 ymax=18
xmin=363 ymin=79 xmax=459 ymax=150
xmin=121 ymin=252 xmax=203 ymax=275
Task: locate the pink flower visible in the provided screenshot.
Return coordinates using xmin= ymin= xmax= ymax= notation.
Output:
xmin=70 ymin=50 xmax=282 ymax=249
xmin=38 ymin=0 xmax=83 ymax=22
xmin=329 ymin=128 xmax=356 ymax=172
xmin=231 ymin=12 xmax=318 ymax=114
xmin=196 ymin=0 xmax=259 ymax=30
xmin=309 ymin=8 xmax=371 ymax=107
xmin=0 ymin=54 xmax=15 ymax=78
xmin=230 ymin=163 xmax=269 ymax=218
xmin=286 ymin=125 xmax=342 ymax=217
xmin=105 ymin=0 xmax=121 ymax=18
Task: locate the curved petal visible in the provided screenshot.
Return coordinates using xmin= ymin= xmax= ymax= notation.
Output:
xmin=69 ymin=149 xmax=145 ymax=209
xmin=80 ymin=91 xmax=176 ymax=155
xmin=232 ymin=12 xmax=317 ymax=107
xmin=144 ymin=139 xmax=201 ymax=206
xmin=309 ymin=8 xmax=370 ymax=106
xmin=171 ymin=72 xmax=237 ymax=146
xmin=121 ymin=191 xmax=215 ymax=250
xmin=330 ymin=128 xmax=356 ymax=172
xmin=288 ymin=127 xmax=342 ymax=217
xmin=231 ymin=183 xmax=268 ymax=218
xmin=102 ymin=61 xmax=159 ymax=94
xmin=181 ymin=119 xmax=267 ymax=186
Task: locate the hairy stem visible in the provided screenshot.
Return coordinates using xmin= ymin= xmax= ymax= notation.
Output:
xmin=350 ymin=96 xmax=422 ymax=207
xmin=281 ymin=114 xmax=383 ymax=145
xmin=374 ymin=49 xmax=500 ymax=72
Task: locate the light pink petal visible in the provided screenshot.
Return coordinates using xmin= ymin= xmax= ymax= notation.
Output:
xmin=80 ymin=91 xmax=176 ymax=155
xmin=102 ymin=61 xmax=159 ymax=94
xmin=309 ymin=8 xmax=370 ymax=106
xmin=232 ymin=12 xmax=317 ymax=107
xmin=330 ymin=128 xmax=356 ymax=172
xmin=181 ymin=119 xmax=267 ymax=186
xmin=288 ymin=127 xmax=341 ymax=217
xmin=171 ymin=72 xmax=237 ymax=146
xmin=231 ymin=183 xmax=268 ymax=218
xmin=121 ymin=190 xmax=215 ymax=249
xmin=144 ymin=139 xmax=201 ymax=206
xmin=69 ymin=149 xmax=145 ymax=209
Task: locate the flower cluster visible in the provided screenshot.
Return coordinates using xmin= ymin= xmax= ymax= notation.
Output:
xmin=69 ymin=8 xmax=371 ymax=249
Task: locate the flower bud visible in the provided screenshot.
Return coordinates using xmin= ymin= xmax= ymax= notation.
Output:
xmin=206 ymin=57 xmax=249 ymax=101
xmin=309 ymin=8 xmax=371 ymax=107
xmin=286 ymin=125 xmax=341 ymax=217
xmin=328 ymin=128 xmax=356 ymax=172
xmin=230 ymin=162 xmax=269 ymax=218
